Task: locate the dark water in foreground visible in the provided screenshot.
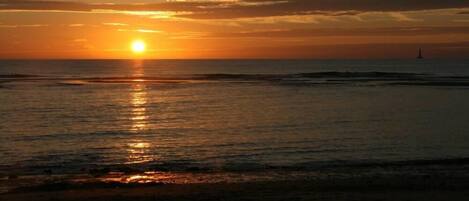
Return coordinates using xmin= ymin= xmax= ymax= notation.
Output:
xmin=1 ymin=59 xmax=469 ymax=191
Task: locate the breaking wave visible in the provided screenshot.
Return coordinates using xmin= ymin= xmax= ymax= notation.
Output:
xmin=2 ymin=72 xmax=469 ymax=87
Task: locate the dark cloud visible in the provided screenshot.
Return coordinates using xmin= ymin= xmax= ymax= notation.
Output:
xmin=0 ymin=0 xmax=468 ymax=19
xmin=211 ymin=26 xmax=469 ymax=38
xmin=242 ymin=0 xmax=469 ymax=12
xmin=0 ymin=0 xmax=218 ymax=12
xmin=187 ymin=0 xmax=469 ymax=19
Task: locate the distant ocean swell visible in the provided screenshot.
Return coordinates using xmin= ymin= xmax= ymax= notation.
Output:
xmin=2 ymin=72 xmax=469 ymax=87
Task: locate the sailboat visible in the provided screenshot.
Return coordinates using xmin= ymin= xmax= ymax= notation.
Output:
xmin=417 ymin=48 xmax=424 ymax=59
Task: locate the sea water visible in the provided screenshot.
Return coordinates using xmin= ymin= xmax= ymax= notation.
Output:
xmin=1 ymin=59 xmax=469 ymax=190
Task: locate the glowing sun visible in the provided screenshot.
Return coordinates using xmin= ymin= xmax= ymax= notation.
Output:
xmin=131 ymin=40 xmax=146 ymax=54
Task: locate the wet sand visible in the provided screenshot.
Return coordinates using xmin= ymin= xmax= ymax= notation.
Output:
xmin=3 ymin=174 xmax=469 ymax=201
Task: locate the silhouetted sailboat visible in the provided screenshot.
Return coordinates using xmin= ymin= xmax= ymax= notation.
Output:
xmin=417 ymin=48 xmax=424 ymax=59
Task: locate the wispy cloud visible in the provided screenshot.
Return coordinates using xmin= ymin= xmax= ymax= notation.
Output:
xmin=453 ymin=19 xmax=469 ymax=23
xmin=208 ymin=26 xmax=469 ymax=38
xmin=168 ymin=31 xmax=209 ymax=39
xmin=102 ymin=22 xmax=128 ymax=26
xmin=389 ymin=12 xmax=422 ymax=22
xmin=117 ymin=28 xmax=163 ymax=34
xmin=136 ymin=29 xmax=162 ymax=33
xmin=0 ymin=0 xmax=467 ymax=20
xmin=68 ymin=23 xmax=84 ymax=27
xmin=0 ymin=23 xmax=48 ymax=28
xmin=72 ymin=38 xmax=87 ymax=42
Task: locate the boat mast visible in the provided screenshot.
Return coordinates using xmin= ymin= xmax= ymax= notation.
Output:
xmin=417 ymin=48 xmax=423 ymax=59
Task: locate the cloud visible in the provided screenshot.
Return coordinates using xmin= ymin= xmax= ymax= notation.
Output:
xmin=453 ymin=19 xmax=469 ymax=23
xmin=0 ymin=0 xmax=217 ymax=12
xmin=68 ymin=23 xmax=84 ymax=27
xmin=117 ymin=28 xmax=163 ymax=34
xmin=0 ymin=0 xmax=468 ymax=19
xmin=208 ymin=26 xmax=469 ymax=38
xmin=388 ymin=12 xmax=422 ymax=22
xmin=136 ymin=29 xmax=162 ymax=33
xmin=0 ymin=23 xmax=47 ymax=28
xmin=72 ymin=38 xmax=87 ymax=42
xmin=102 ymin=22 xmax=128 ymax=26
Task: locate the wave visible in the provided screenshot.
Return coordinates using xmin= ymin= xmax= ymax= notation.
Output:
xmin=389 ymin=81 xmax=469 ymax=86
xmin=3 ymin=156 xmax=469 ymax=193
xmin=2 ymin=72 xmax=469 ymax=87
xmin=5 ymin=156 xmax=469 ymax=177
xmin=0 ymin=74 xmax=39 ymax=78
xmin=300 ymin=71 xmax=423 ymax=79
xmin=339 ymin=157 xmax=469 ymax=168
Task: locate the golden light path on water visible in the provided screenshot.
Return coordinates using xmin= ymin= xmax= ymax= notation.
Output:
xmin=100 ymin=60 xmax=219 ymax=184
xmin=95 ymin=60 xmax=305 ymax=185
xmin=126 ymin=60 xmax=153 ymax=165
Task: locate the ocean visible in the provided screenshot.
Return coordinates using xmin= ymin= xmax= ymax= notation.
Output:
xmin=1 ymin=59 xmax=469 ymax=191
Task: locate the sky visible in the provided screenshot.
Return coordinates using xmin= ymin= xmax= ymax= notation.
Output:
xmin=0 ymin=0 xmax=468 ymax=59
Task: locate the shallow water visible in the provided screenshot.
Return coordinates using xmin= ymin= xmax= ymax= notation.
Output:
xmin=1 ymin=59 xmax=469 ymax=190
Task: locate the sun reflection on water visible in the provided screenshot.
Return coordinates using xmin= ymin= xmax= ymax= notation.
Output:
xmin=130 ymin=62 xmax=149 ymax=132
xmin=95 ymin=171 xmax=299 ymax=185
xmin=126 ymin=141 xmax=153 ymax=164
xmin=98 ymin=171 xmax=180 ymax=184
xmin=126 ymin=60 xmax=154 ymax=164
xmin=130 ymin=86 xmax=149 ymax=131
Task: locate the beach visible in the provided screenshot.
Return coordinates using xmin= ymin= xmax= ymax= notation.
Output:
xmin=3 ymin=174 xmax=469 ymax=201
xmin=3 ymin=157 xmax=469 ymax=201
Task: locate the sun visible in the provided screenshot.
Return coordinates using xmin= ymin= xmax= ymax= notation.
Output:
xmin=131 ymin=40 xmax=146 ymax=54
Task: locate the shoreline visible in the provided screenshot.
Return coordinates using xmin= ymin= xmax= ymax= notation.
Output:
xmin=3 ymin=158 xmax=469 ymax=200
xmin=3 ymin=174 xmax=469 ymax=201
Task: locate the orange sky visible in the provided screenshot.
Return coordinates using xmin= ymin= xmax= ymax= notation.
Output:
xmin=0 ymin=0 xmax=468 ymax=59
